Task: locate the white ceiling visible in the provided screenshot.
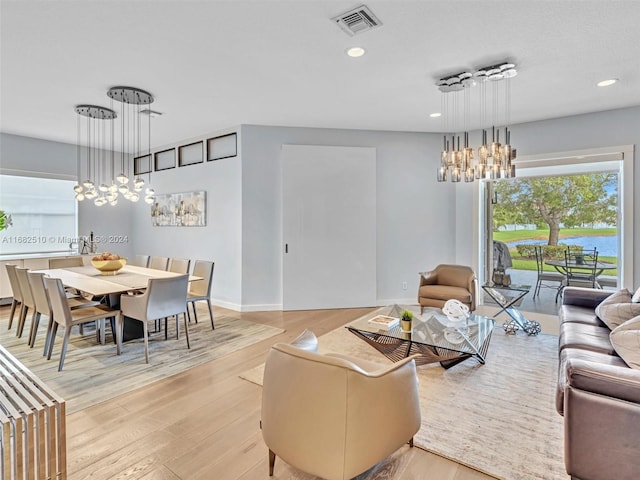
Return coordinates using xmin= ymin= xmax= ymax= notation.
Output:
xmin=1 ymin=0 xmax=639 ymax=152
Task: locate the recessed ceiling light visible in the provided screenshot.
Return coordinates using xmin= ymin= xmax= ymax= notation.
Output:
xmin=429 ymin=112 xmax=442 ymax=118
xmin=346 ymin=47 xmax=366 ymax=58
xmin=597 ymin=79 xmax=618 ymax=87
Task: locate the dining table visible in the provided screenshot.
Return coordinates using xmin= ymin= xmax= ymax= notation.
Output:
xmin=35 ymin=264 xmax=202 ymax=340
xmin=544 ymin=258 xmax=617 ymax=277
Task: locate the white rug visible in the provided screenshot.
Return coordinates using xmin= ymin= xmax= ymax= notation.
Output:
xmin=241 ymin=305 xmax=568 ymax=480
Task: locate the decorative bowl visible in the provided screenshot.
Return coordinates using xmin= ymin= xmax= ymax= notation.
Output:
xmin=91 ymin=258 xmax=127 ymax=275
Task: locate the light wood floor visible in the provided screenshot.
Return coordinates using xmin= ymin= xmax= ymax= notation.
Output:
xmin=0 ymin=305 xmax=493 ymax=480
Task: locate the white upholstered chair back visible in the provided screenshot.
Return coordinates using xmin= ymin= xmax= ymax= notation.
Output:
xmin=169 ymin=258 xmax=191 ymax=274
xmin=131 ymin=254 xmax=150 ymax=267
xmin=48 ymin=256 xmax=84 ymax=268
xmin=148 ymin=256 xmax=169 ymax=270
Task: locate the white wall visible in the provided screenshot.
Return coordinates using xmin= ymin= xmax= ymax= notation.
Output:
xmin=454 ymin=106 xmax=640 ymax=288
xmin=128 ymin=129 xmax=243 ymax=309
xmin=0 ymin=133 xmax=135 ymax=258
xmin=240 ymin=125 xmax=454 ymax=310
xmin=4 ymin=105 xmax=637 ymax=310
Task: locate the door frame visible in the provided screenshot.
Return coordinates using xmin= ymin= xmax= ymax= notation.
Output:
xmin=477 ymin=144 xmax=634 ymax=290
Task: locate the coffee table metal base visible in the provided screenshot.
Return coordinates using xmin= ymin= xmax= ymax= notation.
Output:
xmin=346 ymin=327 xmax=494 ymax=369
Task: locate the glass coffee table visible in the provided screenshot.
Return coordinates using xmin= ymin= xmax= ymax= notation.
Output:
xmin=346 ymin=305 xmax=496 ymax=369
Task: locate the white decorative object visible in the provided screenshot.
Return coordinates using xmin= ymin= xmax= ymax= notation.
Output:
xmin=442 ymin=299 xmax=470 ymax=323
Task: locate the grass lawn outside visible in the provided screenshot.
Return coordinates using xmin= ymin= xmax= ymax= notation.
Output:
xmin=495 ymin=228 xmax=618 ymax=275
xmin=493 ymin=227 xmax=616 ymax=244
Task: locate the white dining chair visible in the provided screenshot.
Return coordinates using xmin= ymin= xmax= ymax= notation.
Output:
xmin=4 ymin=264 xmax=23 ymax=331
xmin=168 ymin=258 xmax=191 ymax=274
xmin=44 ymin=276 xmax=121 ymax=371
xmin=131 ymin=254 xmax=150 ymax=267
xmin=14 ymin=267 xmax=35 ymax=340
xmin=28 ymin=271 xmax=100 ymax=353
xmin=187 ymin=260 xmax=215 ymax=329
xmin=119 ymin=274 xmax=190 ymax=363
xmin=48 ymin=256 xmax=84 ymax=268
xmin=148 ymin=256 xmax=169 ymax=270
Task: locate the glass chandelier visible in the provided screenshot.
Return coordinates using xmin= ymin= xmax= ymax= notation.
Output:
xmin=436 ymin=62 xmax=518 ymax=183
xmin=73 ymin=86 xmax=156 ymax=206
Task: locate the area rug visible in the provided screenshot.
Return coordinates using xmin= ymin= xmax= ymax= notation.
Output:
xmin=240 ymin=305 xmax=567 ymax=480
xmin=1 ymin=308 xmax=284 ymax=414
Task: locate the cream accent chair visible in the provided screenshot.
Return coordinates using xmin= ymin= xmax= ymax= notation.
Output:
xmin=261 ymin=330 xmax=421 ymax=479
xmin=418 ymin=264 xmax=477 ymax=314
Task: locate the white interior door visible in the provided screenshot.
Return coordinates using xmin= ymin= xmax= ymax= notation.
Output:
xmin=282 ymin=144 xmax=376 ymax=311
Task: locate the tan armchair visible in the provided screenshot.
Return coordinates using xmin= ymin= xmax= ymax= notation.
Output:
xmin=418 ymin=264 xmax=477 ymax=314
xmin=261 ymin=330 xmax=421 ymax=480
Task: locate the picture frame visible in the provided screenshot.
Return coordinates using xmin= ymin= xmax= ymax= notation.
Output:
xmin=134 ymin=154 xmax=152 ymax=175
xmin=178 ymin=141 xmax=204 ymax=167
xmin=150 ymin=190 xmax=206 ymax=227
xmin=154 ymin=148 xmax=176 ymax=171
xmin=207 ymin=132 xmax=237 ymax=161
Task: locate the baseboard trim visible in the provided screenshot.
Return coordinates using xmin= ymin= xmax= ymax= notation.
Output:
xmin=240 ymin=303 xmax=283 ymax=312
xmin=211 ymin=299 xmax=283 ymax=312
xmin=376 ymin=298 xmax=419 ymax=307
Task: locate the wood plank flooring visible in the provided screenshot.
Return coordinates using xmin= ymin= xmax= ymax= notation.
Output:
xmin=0 ymin=305 xmax=494 ymax=480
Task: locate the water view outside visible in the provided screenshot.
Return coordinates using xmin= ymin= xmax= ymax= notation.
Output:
xmin=506 ymin=235 xmax=617 ymax=256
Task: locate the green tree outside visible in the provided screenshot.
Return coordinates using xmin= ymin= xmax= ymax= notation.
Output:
xmin=493 ymin=173 xmax=617 ymax=245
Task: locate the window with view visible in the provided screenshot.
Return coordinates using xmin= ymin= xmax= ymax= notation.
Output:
xmin=0 ymin=174 xmax=78 ymax=256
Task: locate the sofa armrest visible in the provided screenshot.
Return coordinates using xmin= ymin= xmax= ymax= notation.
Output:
xmin=562 ymin=286 xmax=612 ymax=309
xmin=564 ymin=358 xmax=640 ymax=480
xmin=567 ymin=357 xmax=640 ymax=404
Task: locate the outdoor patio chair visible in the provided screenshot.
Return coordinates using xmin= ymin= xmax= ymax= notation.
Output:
xmin=533 ymin=246 xmax=564 ymax=300
xmin=564 ymin=248 xmax=599 ymax=289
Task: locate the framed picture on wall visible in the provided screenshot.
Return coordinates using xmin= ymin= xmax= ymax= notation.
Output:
xmin=207 ymin=132 xmax=237 ymax=161
xmin=150 ymin=190 xmax=206 ymax=227
xmin=134 ymin=154 xmax=152 ymax=175
xmin=154 ymin=148 xmax=176 ymax=171
xmin=178 ymin=141 xmax=204 ymax=167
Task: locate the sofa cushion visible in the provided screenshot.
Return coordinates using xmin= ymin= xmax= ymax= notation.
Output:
xmin=595 ymin=288 xmax=631 ymax=312
xmin=559 ymin=322 xmax=615 ymax=355
xmin=596 ymin=299 xmax=640 ymax=331
xmin=556 ymin=347 xmax=628 ymax=415
xmin=418 ymin=285 xmax=472 ymax=304
xmin=559 ymin=304 xmax=607 ymax=328
xmin=632 ymin=287 xmax=640 ymax=303
xmin=610 ymin=316 xmax=640 ymax=369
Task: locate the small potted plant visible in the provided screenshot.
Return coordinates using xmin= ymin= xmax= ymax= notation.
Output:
xmin=401 ymin=309 xmax=413 ymax=332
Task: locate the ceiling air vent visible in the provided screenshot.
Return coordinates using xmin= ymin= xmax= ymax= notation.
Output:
xmin=331 ymin=5 xmax=382 ymax=36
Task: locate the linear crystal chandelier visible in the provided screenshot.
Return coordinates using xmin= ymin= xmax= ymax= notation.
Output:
xmin=436 ymin=61 xmax=518 ymax=183
xmin=73 ymin=86 xmax=156 ymax=206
